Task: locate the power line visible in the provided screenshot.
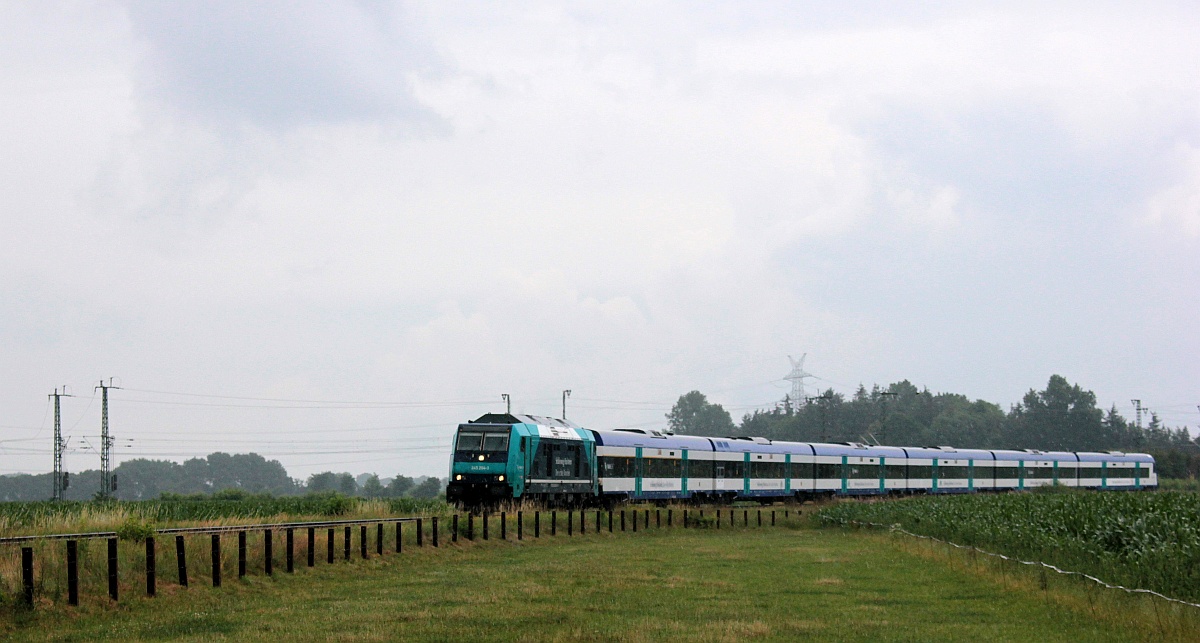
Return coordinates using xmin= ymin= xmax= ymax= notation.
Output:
xmin=118 ymin=387 xmax=495 ymax=407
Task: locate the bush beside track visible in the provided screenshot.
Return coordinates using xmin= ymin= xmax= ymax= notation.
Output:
xmin=817 ymin=489 xmax=1200 ymax=602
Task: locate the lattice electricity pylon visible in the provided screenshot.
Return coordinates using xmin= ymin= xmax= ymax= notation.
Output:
xmin=786 ymin=354 xmax=814 ymax=406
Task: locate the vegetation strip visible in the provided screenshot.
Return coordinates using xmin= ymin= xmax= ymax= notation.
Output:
xmin=826 ymin=516 xmax=1200 ymax=610
xmin=817 ymin=490 xmax=1200 ymax=602
xmin=4 ymin=526 xmax=1149 ymax=641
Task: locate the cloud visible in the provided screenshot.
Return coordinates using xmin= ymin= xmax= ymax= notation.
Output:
xmin=126 ymin=1 xmax=443 ymax=129
xmin=2 ymin=3 xmax=1199 ymax=477
xmin=1145 ymin=143 xmax=1200 ymax=237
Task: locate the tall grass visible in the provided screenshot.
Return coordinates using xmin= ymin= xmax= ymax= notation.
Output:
xmin=817 ymin=489 xmax=1200 ymax=601
xmin=0 ymin=494 xmax=457 ymax=611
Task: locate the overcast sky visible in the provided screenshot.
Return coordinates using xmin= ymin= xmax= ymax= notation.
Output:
xmin=2 ymin=2 xmax=1197 ymax=480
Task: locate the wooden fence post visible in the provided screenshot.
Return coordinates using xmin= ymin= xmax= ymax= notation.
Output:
xmin=518 ymin=511 xmax=523 ymax=540
xmin=107 ymin=537 xmax=119 ymax=601
xmin=621 ymin=510 xmax=626 ymax=532
xmin=551 ymin=511 xmax=557 ymax=536
xmin=344 ymin=526 xmax=351 ymax=560
xmin=21 ymin=547 xmax=34 ymax=607
xmin=416 ymin=518 xmax=423 ymax=547
xmin=265 ymin=529 xmax=273 ymax=575
xmin=484 ymin=513 xmax=489 ymax=541
xmin=501 ymin=512 xmax=507 ymax=540
xmin=327 ymin=528 xmax=334 ymax=563
xmin=377 ymin=523 xmax=384 ymax=555
xmin=286 ymin=528 xmax=294 ymax=572
xmin=211 ymin=534 xmax=221 ymax=587
xmin=361 ymin=525 xmax=368 ymax=559
xmin=396 ymin=522 xmax=403 ymax=553
xmin=432 ymin=517 xmax=439 ymax=547
xmin=535 ymin=511 xmax=541 ymax=538
xmin=67 ymin=540 xmax=79 ymax=606
xmin=308 ymin=527 xmax=315 ymax=567
xmin=146 ymin=537 xmax=156 ymax=597
xmin=239 ymin=531 xmax=247 ymax=577
xmin=176 ymin=535 xmax=188 ymax=587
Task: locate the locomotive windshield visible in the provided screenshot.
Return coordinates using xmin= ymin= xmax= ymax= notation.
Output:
xmin=454 ymin=426 xmax=511 ymax=463
xmin=456 ymin=432 xmax=509 ymax=452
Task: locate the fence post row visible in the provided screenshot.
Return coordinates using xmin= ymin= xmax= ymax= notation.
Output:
xmin=67 ymin=540 xmax=79 ymax=606
xmin=212 ymin=534 xmax=221 ymax=587
xmin=107 ymin=537 xmax=118 ymax=602
xmin=146 ymin=537 xmax=156 ymax=597
xmin=7 ymin=505 xmax=806 ymax=611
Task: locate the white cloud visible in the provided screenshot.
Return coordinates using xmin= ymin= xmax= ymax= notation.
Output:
xmin=2 ymin=2 xmax=1198 ymax=477
xmin=1145 ymin=143 xmax=1200 ymax=237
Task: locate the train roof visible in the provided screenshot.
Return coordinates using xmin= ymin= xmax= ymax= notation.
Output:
xmin=468 ymin=413 xmax=581 ymax=429
xmin=989 ymin=449 xmax=1078 ymax=462
xmin=901 ymin=446 xmax=995 ymax=460
xmin=808 ymin=442 xmax=907 ymax=458
xmin=710 ymin=437 xmax=809 ymax=455
xmin=1075 ymin=451 xmax=1155 ymax=463
xmin=590 ymin=429 xmax=714 ymax=450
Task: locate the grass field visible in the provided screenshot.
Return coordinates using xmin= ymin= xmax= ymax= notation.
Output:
xmin=818 ymin=490 xmax=1200 ymax=601
xmin=2 ymin=520 xmax=1173 ymax=642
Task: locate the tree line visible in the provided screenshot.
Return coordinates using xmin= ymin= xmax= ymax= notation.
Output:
xmin=667 ymin=375 xmax=1200 ymax=479
xmin=0 ymin=451 xmax=445 ymax=502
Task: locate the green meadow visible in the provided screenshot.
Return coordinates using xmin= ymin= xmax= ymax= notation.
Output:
xmin=4 ymin=515 xmax=1185 ymax=642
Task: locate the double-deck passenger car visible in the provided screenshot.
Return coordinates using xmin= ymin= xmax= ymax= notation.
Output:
xmin=445 ymin=413 xmax=1157 ymax=507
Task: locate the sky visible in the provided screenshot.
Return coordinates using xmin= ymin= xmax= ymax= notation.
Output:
xmin=1 ymin=2 xmax=1198 ymax=480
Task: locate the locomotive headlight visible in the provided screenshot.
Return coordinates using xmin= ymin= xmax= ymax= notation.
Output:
xmin=455 ymin=474 xmax=463 ymax=481
xmin=498 ymin=475 xmax=505 ymax=482
xmin=478 ymin=455 xmax=485 ymax=461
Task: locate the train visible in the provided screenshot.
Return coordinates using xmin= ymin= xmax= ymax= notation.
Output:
xmin=445 ymin=413 xmax=1157 ymax=507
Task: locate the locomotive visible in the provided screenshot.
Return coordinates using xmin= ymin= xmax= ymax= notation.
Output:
xmin=445 ymin=413 xmax=1156 ymax=507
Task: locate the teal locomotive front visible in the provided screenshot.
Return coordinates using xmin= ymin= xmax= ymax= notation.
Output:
xmin=447 ymin=414 xmax=597 ymax=507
